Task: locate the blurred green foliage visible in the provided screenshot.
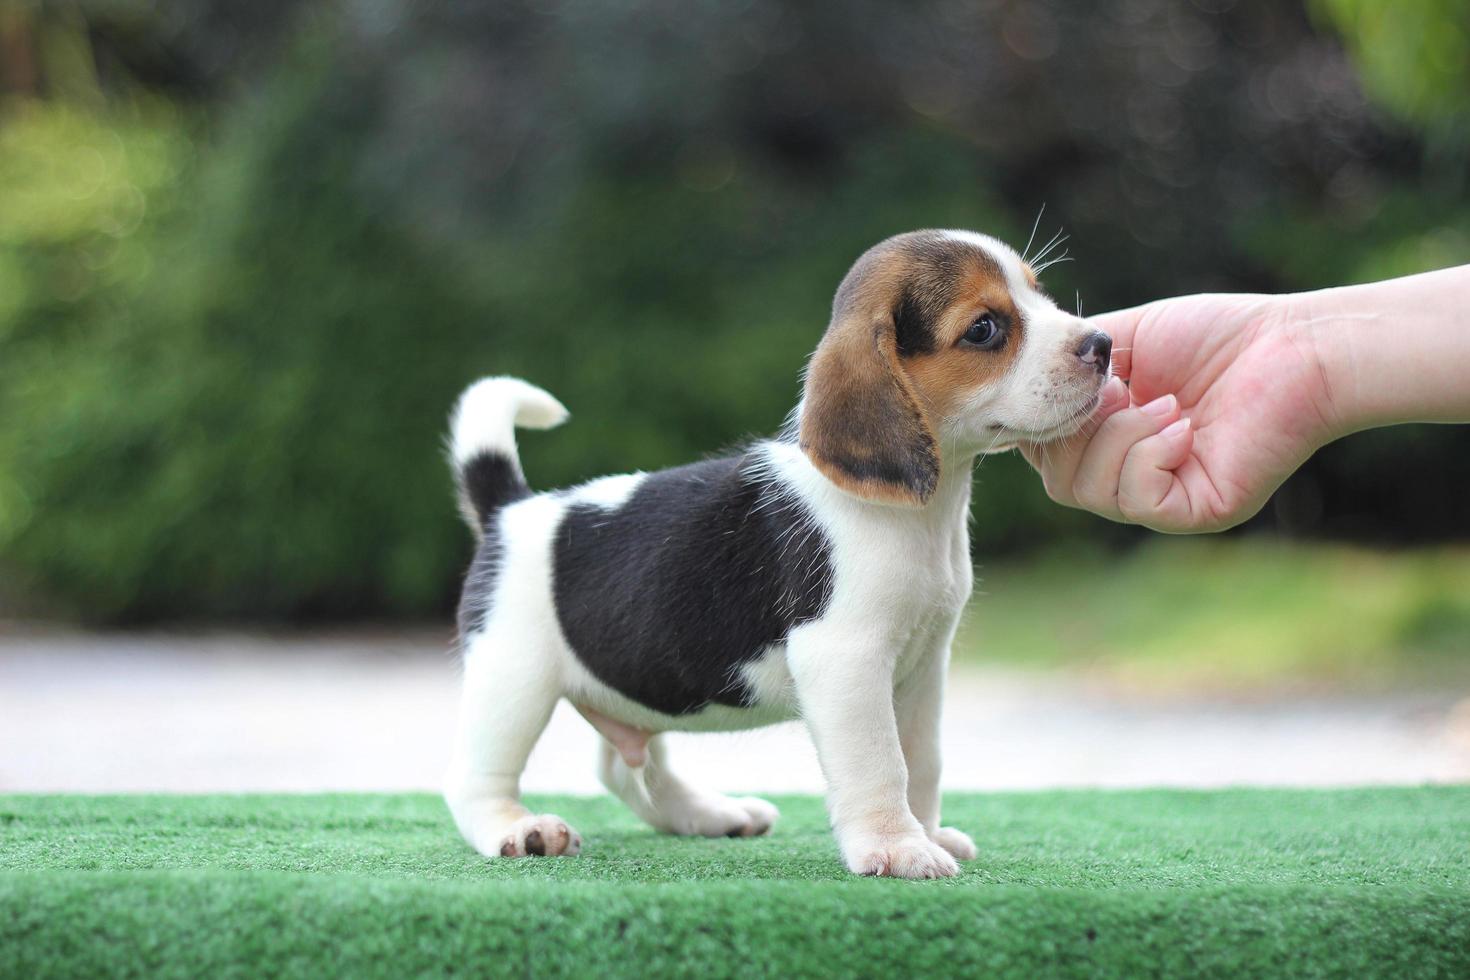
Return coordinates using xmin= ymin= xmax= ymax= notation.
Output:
xmin=961 ymin=539 xmax=1470 ymax=690
xmin=1 ymin=0 xmax=1468 ymax=622
xmin=0 ymin=99 xmax=198 ymax=616
xmin=1313 ymin=0 xmax=1470 ymax=135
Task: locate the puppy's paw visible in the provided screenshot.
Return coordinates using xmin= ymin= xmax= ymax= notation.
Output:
xmin=730 ymin=796 xmax=780 ymax=837
xmin=931 ymin=826 xmax=977 ymax=861
xmin=844 ymin=833 xmax=960 ymax=879
xmin=665 ymin=794 xmax=779 ymax=838
xmin=497 ymin=814 xmax=582 ymax=858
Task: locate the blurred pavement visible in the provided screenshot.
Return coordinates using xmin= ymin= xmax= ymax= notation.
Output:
xmin=3 ymin=627 xmax=1468 ymax=794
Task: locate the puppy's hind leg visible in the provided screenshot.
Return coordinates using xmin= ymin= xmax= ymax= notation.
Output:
xmin=445 ymin=628 xmax=581 ymax=859
xmin=597 ymin=735 xmax=779 ymax=838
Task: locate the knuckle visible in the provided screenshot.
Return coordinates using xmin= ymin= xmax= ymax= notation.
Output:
xmin=1116 ymin=475 xmax=1162 ymax=521
xmin=1070 ymin=473 xmax=1113 ymax=511
xmin=1116 ymin=491 xmax=1144 ymax=520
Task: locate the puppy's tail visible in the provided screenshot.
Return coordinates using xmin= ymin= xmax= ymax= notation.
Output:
xmin=448 ymin=376 xmax=569 ymax=536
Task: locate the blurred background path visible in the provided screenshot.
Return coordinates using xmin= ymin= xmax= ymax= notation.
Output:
xmin=5 ymin=627 xmax=1467 ymax=795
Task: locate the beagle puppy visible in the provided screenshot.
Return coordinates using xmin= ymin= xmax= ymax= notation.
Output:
xmin=445 ymin=229 xmax=1112 ymax=878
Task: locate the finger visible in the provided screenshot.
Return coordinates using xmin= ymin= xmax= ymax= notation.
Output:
xmin=1019 ymin=376 xmax=1129 ymax=503
xmin=1116 ymin=418 xmax=1196 ymax=529
xmin=1086 ymin=306 xmax=1146 ymax=381
xmin=1068 ymin=393 xmax=1183 ymax=517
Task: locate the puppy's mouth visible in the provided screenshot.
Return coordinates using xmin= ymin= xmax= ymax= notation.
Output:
xmin=988 ymin=391 xmax=1103 ymax=447
xmin=1043 ymin=392 xmax=1104 ymax=440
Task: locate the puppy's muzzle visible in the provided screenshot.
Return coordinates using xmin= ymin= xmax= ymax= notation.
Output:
xmin=1074 ymin=331 xmax=1112 ymax=376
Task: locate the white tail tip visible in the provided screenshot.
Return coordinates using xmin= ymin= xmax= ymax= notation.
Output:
xmin=450 ymin=376 xmax=568 ymax=466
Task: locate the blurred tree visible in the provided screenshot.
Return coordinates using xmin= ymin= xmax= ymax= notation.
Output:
xmin=1313 ymin=0 xmax=1470 ymax=136
xmin=1 ymin=0 xmax=1467 ymax=621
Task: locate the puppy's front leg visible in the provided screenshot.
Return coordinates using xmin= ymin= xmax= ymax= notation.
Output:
xmin=789 ymin=629 xmax=959 ymax=879
xmin=896 ymin=641 xmax=976 ymax=861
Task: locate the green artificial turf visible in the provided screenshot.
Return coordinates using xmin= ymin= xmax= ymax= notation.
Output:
xmin=3 ymin=789 xmax=1468 ymax=978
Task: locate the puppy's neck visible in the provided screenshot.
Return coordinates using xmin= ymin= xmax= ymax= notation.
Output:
xmin=925 ymin=452 xmax=977 ymax=524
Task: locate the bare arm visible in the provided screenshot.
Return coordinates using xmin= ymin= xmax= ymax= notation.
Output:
xmin=1305 ymin=264 xmax=1470 ymax=433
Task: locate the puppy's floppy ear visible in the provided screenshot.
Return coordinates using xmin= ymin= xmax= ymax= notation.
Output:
xmin=798 ymin=308 xmax=940 ymax=507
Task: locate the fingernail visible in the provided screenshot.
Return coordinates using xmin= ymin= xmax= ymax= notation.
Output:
xmin=1162 ymin=417 xmax=1191 ymax=438
xmin=1101 ymin=377 xmax=1127 ymax=408
xmin=1141 ymin=394 xmax=1177 ymax=418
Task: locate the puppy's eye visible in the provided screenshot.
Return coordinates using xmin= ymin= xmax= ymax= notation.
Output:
xmin=961 ymin=313 xmax=1004 ymax=350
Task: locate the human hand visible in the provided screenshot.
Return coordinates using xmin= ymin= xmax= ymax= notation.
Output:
xmin=1019 ymin=292 xmax=1338 ymax=532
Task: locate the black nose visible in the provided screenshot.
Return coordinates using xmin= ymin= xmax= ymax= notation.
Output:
xmin=1075 ymin=331 xmax=1112 ymax=374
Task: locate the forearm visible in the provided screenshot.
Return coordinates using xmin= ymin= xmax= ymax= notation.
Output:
xmin=1295 ymin=265 xmax=1470 ymax=436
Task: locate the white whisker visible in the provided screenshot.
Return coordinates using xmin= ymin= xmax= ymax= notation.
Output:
xmin=1031 ymin=229 xmax=1068 ymax=266
xmin=1021 ymin=203 xmax=1046 ymax=264
xmin=1032 ymin=252 xmax=1072 ymax=275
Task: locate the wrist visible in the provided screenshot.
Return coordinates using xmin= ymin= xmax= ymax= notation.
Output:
xmin=1281 ymin=287 xmax=1358 ymax=440
xmin=1270 ymin=289 xmax=1355 ymax=446
xmin=1287 ymin=265 xmax=1470 ymax=436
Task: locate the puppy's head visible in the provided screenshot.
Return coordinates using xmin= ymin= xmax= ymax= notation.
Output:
xmin=799 ymin=229 xmax=1111 ymax=507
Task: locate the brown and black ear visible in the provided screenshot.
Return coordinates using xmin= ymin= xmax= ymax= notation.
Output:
xmin=798 ymin=308 xmax=940 ymax=507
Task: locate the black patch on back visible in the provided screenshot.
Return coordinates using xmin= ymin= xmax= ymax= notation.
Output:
xmin=456 ymin=452 xmax=530 ymax=637
xmin=551 ymin=454 xmax=834 ymax=715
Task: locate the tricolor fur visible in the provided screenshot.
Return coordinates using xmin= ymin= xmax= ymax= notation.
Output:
xmin=444 ymin=230 xmax=1112 ymax=876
